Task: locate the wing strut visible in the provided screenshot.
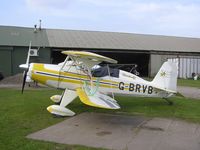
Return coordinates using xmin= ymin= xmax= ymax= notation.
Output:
xmin=57 ymin=56 xmax=70 ymax=88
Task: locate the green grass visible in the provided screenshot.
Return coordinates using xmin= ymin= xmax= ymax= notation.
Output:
xmin=0 ymin=89 xmax=200 ymax=149
xmin=177 ymin=78 xmax=200 ymax=88
xmin=0 ymin=89 xmax=106 ymax=150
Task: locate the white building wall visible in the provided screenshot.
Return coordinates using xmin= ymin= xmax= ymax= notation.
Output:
xmin=168 ymin=57 xmax=200 ymax=78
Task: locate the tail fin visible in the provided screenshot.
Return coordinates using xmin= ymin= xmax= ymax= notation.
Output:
xmin=151 ymin=61 xmax=178 ymax=93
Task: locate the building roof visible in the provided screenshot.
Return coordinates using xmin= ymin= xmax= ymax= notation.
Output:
xmin=0 ymin=26 xmax=49 ymax=47
xmin=0 ymin=25 xmax=200 ymax=53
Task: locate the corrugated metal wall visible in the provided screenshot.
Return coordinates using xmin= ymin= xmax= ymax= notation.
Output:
xmin=168 ymin=57 xmax=200 ymax=78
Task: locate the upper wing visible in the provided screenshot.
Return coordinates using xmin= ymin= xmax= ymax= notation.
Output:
xmin=76 ymin=88 xmax=120 ymax=109
xmin=61 ymin=51 xmax=117 ymax=69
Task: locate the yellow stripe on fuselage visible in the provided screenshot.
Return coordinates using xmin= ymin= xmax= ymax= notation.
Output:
xmin=31 ymin=63 xmax=119 ymax=89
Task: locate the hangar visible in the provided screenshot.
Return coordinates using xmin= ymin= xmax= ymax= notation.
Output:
xmin=0 ymin=25 xmax=200 ymax=78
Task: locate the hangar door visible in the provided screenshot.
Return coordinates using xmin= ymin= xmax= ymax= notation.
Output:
xmin=97 ymin=52 xmax=150 ymax=77
xmin=51 ymin=50 xmax=66 ymax=64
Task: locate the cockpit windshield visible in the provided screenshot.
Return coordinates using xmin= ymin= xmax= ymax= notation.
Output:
xmin=92 ymin=66 xmax=119 ymax=78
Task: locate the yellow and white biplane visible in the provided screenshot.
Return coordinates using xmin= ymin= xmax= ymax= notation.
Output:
xmin=20 ymin=50 xmax=178 ymax=117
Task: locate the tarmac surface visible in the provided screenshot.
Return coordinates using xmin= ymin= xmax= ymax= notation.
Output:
xmin=178 ymin=86 xmax=200 ymax=99
xmin=27 ymin=112 xmax=200 ymax=150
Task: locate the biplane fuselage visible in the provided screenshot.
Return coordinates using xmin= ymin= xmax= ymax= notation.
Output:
xmin=29 ymin=63 xmax=170 ymax=98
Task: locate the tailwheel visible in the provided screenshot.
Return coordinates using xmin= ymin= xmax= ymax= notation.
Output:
xmin=163 ymin=98 xmax=173 ymax=105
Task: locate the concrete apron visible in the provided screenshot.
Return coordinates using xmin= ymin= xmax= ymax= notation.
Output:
xmin=27 ymin=112 xmax=200 ymax=150
xmin=178 ymin=86 xmax=200 ymax=99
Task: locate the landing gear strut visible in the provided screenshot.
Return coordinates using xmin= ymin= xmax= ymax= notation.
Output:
xmin=163 ymin=98 xmax=173 ymax=105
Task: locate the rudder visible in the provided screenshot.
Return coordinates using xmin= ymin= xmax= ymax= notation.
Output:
xmin=151 ymin=61 xmax=178 ymax=93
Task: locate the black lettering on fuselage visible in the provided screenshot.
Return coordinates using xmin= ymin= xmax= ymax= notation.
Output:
xmin=118 ymin=82 xmax=153 ymax=94
xmin=148 ymin=86 xmax=153 ymax=94
xmin=119 ymin=82 xmax=124 ymax=90
xmin=135 ymin=84 xmax=141 ymax=93
xmin=142 ymin=85 xmax=147 ymax=93
xmin=129 ymin=83 xmax=134 ymax=91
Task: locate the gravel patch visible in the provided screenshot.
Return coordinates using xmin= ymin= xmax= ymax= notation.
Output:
xmin=0 ymin=73 xmax=23 ymax=85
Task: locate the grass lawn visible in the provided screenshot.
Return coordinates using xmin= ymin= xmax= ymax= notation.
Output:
xmin=0 ymin=88 xmax=200 ymax=149
xmin=177 ymin=78 xmax=200 ymax=88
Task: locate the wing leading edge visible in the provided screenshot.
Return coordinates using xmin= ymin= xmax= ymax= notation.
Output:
xmin=62 ymin=51 xmax=118 ymax=64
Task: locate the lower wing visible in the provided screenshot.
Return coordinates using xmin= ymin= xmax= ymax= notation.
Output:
xmin=76 ymin=88 xmax=120 ymax=109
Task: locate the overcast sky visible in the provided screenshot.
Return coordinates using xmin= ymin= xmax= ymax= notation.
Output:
xmin=1 ymin=0 xmax=200 ymax=38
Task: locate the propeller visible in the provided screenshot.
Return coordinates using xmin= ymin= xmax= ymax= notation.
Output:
xmin=20 ymin=63 xmax=30 ymax=94
xmin=20 ymin=41 xmax=32 ymax=94
xmin=21 ymin=69 xmax=28 ymax=94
